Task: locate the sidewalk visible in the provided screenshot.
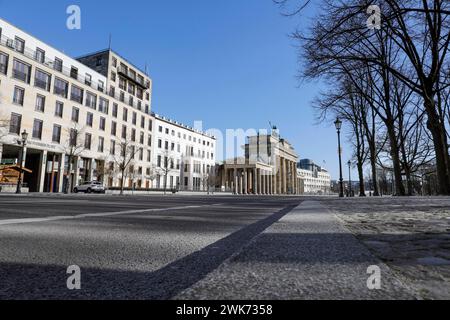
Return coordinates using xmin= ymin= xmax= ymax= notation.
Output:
xmin=177 ymin=201 xmax=419 ymax=300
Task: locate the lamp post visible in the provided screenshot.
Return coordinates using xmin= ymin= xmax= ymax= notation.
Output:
xmin=16 ymin=130 xmax=28 ymax=194
xmin=348 ymin=160 xmax=352 ymax=197
xmin=334 ymin=118 xmax=344 ymax=198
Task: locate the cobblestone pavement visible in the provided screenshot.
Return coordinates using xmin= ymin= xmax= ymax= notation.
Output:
xmin=323 ymin=197 xmax=450 ymax=300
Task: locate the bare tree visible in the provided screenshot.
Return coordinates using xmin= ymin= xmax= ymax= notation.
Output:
xmin=112 ymin=139 xmax=139 ymax=195
xmin=202 ymin=166 xmax=217 ymax=194
xmin=289 ymin=0 xmax=450 ymax=194
xmin=156 ymin=151 xmax=177 ymax=195
xmin=145 ymin=164 xmax=158 ymax=189
xmin=61 ymin=125 xmax=86 ymax=194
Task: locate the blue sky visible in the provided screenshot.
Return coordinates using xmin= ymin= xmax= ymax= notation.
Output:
xmin=0 ymin=0 xmax=355 ymax=180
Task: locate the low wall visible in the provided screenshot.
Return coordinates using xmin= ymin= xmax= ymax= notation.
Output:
xmin=0 ymin=185 xmax=30 ymax=193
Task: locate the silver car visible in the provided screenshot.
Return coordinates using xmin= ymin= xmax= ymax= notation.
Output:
xmin=73 ymin=181 xmax=106 ymax=194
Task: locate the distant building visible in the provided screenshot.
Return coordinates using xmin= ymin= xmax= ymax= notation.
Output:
xmin=217 ymin=130 xmax=301 ymax=195
xmin=297 ymin=159 xmax=331 ymax=194
xmin=0 ymin=18 xmax=216 ymax=193
xmin=151 ymin=114 xmax=216 ymax=191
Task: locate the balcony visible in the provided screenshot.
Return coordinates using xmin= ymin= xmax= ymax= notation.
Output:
xmin=117 ymin=65 xmax=149 ymax=89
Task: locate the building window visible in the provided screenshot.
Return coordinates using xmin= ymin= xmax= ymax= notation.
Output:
xmin=86 ymin=112 xmax=93 ymax=127
xmin=52 ymin=125 xmax=62 ymax=143
xmin=99 ymin=98 xmax=109 ymax=114
xmin=112 ymin=57 xmax=117 ymax=67
xmin=69 ymin=129 xmax=78 ymax=147
xmin=34 ymin=69 xmax=51 ymax=91
xmin=99 ymin=117 xmax=106 ymax=131
xmin=141 ymin=116 xmax=145 ymax=129
xmin=158 ymin=139 xmax=162 ymax=148
xmin=13 ymin=86 xmax=25 ymax=106
xmin=9 ymin=113 xmax=22 ymax=135
xmin=14 ymin=37 xmax=25 ymax=53
xmin=32 ymin=119 xmax=43 ymax=140
xmin=54 ymin=58 xmax=63 ymax=72
xmin=147 ymin=150 xmax=151 ymax=162
xmin=123 ymin=108 xmax=128 ymax=122
xmin=71 ymin=107 xmax=80 ymax=123
xmin=132 ymin=112 xmax=137 ymax=125
xmin=157 ymin=155 xmax=161 ymax=167
xmin=70 ymin=66 xmax=78 ymax=79
xmin=12 ymin=59 xmax=31 ymax=83
xmin=148 ymin=136 xmax=152 ymax=147
xmin=85 ymin=73 xmax=92 ymax=86
xmin=148 ymin=120 xmax=153 ymax=132
xmin=140 ymin=132 xmax=144 ymax=145
xmin=98 ymin=137 xmax=105 ymax=153
xmin=119 ymin=77 xmax=126 ymax=90
xmin=111 ymin=72 xmax=116 ymax=82
xmin=35 ymin=48 xmax=45 ymax=63
xmin=70 ymin=85 xmax=84 ymax=104
xmin=55 ymin=101 xmax=64 ymax=118
xmin=0 ymin=52 xmax=9 ymax=75
xmin=98 ymin=80 xmax=104 ymax=92
xmin=111 ymin=121 xmax=117 ymax=136
xmin=137 ymin=87 xmax=143 ymax=100
xmin=131 ymin=129 xmax=136 ymax=142
xmin=122 ymin=125 xmax=127 ymax=139
xmin=128 ymin=83 xmax=136 ymax=95
xmin=85 ymin=133 xmax=92 ymax=150
xmin=54 ymin=77 xmax=69 ymax=98
xmin=110 ymin=140 xmax=116 ymax=155
xmin=85 ymin=92 xmax=97 ymax=109
xmin=112 ymin=103 xmax=118 ymax=118
xmin=35 ymin=95 xmax=45 ymax=112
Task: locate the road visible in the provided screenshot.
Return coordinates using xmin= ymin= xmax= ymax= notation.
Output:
xmin=0 ymin=194 xmax=302 ymax=299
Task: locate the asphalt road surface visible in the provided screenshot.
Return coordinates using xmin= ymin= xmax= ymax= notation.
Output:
xmin=0 ymin=194 xmax=302 ymax=299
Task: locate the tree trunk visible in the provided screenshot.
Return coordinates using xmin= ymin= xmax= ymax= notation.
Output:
xmin=120 ymin=169 xmax=125 ymax=195
xmin=428 ymin=120 xmax=450 ymax=195
xmin=369 ymin=141 xmax=380 ymax=197
xmin=424 ymin=89 xmax=450 ymax=195
xmin=357 ymin=158 xmax=366 ymax=197
xmin=386 ymin=126 xmax=406 ymax=196
xmin=66 ymin=156 xmax=73 ymax=194
xmin=164 ymin=174 xmax=167 ymax=195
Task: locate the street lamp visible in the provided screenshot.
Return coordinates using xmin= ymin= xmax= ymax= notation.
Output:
xmin=348 ymin=160 xmax=352 ymax=197
xmin=16 ymin=130 xmax=28 ymax=194
xmin=334 ymin=117 xmax=344 ymax=198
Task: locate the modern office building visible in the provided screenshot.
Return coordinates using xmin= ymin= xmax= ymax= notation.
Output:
xmin=297 ymin=159 xmax=332 ymax=194
xmin=152 ymin=114 xmax=216 ymax=191
xmin=217 ymin=130 xmax=301 ymax=195
xmin=0 ymin=18 xmax=215 ymax=193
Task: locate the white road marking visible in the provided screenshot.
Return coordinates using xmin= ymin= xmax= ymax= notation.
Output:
xmin=0 ymin=204 xmax=222 ymax=226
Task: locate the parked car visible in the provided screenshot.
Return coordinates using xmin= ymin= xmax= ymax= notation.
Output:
xmin=73 ymin=181 xmax=106 ymax=194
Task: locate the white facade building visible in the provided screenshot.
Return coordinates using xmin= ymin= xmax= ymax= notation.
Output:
xmin=152 ymin=114 xmax=216 ymax=191
xmin=0 ymin=18 xmax=216 ymax=193
xmin=297 ymin=159 xmax=332 ymax=194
